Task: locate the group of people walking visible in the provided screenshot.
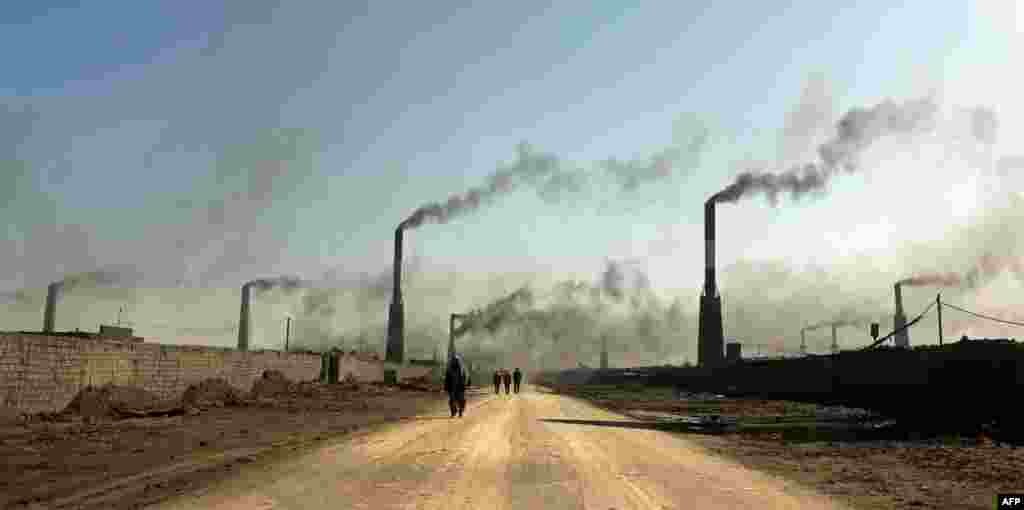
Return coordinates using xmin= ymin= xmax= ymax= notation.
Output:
xmin=443 ymin=357 xmax=526 ymax=419
xmin=493 ymin=368 xmax=522 ymax=395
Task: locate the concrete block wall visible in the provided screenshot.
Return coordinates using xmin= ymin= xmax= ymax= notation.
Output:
xmin=0 ymin=333 xmax=321 ymax=414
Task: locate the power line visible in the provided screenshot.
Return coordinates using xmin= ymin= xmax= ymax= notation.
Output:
xmin=941 ymin=301 xmax=1024 ymax=328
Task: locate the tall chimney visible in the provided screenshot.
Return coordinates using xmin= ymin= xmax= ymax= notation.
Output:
xmin=43 ymin=282 xmax=59 ymax=333
xmin=800 ymin=328 xmax=807 ymax=354
xmin=698 ymin=198 xmax=724 ymax=368
xmin=830 ymin=324 xmax=839 ymax=353
xmin=600 ymin=335 xmax=609 ymax=369
xmin=237 ymin=282 xmax=252 ymax=351
xmin=385 ymin=225 xmax=405 ymax=363
xmin=893 ymin=282 xmax=909 ymax=348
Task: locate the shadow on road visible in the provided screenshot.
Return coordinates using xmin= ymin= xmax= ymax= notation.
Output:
xmin=539 ymin=418 xmax=727 ymax=435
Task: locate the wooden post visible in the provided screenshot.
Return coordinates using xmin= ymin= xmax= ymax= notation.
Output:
xmin=936 ymin=294 xmax=943 ymax=346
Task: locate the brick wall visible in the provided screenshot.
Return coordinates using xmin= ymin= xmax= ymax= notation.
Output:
xmin=0 ymin=333 xmax=322 ymax=414
xmin=334 ymin=353 xmax=433 ymax=382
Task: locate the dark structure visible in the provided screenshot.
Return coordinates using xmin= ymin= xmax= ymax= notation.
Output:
xmin=725 ymin=342 xmax=742 ymax=363
xmin=43 ymin=282 xmax=59 ymax=333
xmin=99 ymin=325 xmax=134 ymax=339
xmin=600 ymin=335 xmax=609 ymax=369
xmin=541 ymin=340 xmax=1024 ymax=439
xmin=385 ymin=225 xmax=405 ymax=363
xmin=698 ymin=198 xmax=724 ymax=368
xmin=237 ymin=282 xmax=252 ymax=351
xmin=893 ymin=282 xmax=909 ymax=348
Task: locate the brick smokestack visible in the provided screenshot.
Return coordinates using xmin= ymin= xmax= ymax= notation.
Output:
xmin=237 ymin=282 xmax=252 ymax=351
xmin=385 ymin=225 xmax=405 ymax=363
xmin=43 ymin=282 xmax=59 ymax=333
xmin=893 ymin=281 xmax=909 ymax=348
xmin=698 ymin=197 xmax=724 ymax=368
xmin=600 ymin=335 xmax=609 ymax=369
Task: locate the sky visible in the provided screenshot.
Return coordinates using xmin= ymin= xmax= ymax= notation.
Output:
xmin=2 ymin=1 xmax=1022 ymax=354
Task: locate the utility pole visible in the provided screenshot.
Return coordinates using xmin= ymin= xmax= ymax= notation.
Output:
xmin=284 ymin=316 xmax=292 ymax=351
xmin=448 ymin=313 xmax=469 ymax=364
xmin=936 ymin=293 xmax=943 ymax=346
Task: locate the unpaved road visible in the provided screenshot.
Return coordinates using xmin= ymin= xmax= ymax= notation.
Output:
xmin=153 ymin=386 xmax=848 ymax=510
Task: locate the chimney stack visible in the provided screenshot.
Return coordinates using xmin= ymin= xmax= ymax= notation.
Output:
xmin=830 ymin=324 xmax=839 ymax=353
xmin=600 ymin=335 xmax=609 ymax=369
xmin=385 ymin=225 xmax=405 ymax=363
xmin=698 ymin=198 xmax=724 ymax=368
xmin=893 ymin=282 xmax=909 ymax=348
xmin=237 ymin=282 xmax=252 ymax=351
xmin=43 ymin=282 xmax=59 ymax=333
xmin=800 ymin=328 xmax=807 ymax=354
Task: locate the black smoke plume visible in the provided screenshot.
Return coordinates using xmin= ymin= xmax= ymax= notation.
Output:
xmin=713 ymin=97 xmax=940 ymax=205
xmin=246 ymin=275 xmax=304 ymax=296
xmin=51 ymin=268 xmax=142 ymax=298
xmin=402 ymin=119 xmax=710 ymax=229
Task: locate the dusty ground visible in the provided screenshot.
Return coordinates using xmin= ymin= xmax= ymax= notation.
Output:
xmin=151 ymin=385 xmax=848 ymax=510
xmin=0 ymin=379 xmax=447 ymax=510
xmin=550 ymin=383 xmax=1024 ymax=510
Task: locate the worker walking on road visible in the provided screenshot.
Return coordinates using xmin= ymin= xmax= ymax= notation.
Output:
xmin=512 ymin=368 xmax=522 ymax=394
xmin=492 ymin=370 xmax=501 ymax=394
xmin=444 ymin=355 xmax=469 ymax=418
xmin=502 ymin=369 xmax=512 ymax=394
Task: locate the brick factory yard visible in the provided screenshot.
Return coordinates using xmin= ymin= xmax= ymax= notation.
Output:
xmin=549 ymin=383 xmax=1024 ymax=510
xmin=0 ymin=377 xmax=449 ymax=510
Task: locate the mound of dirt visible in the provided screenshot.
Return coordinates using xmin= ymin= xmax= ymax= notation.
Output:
xmin=249 ymin=370 xmax=295 ymax=399
xmin=63 ymin=384 xmax=180 ymax=419
xmin=395 ymin=375 xmax=440 ymax=392
xmin=182 ymin=378 xmax=245 ymax=409
xmin=0 ymin=405 xmax=24 ymax=426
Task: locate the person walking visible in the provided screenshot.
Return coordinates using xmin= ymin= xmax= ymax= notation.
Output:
xmin=492 ymin=369 xmax=501 ymax=395
xmin=502 ymin=369 xmax=512 ymax=394
xmin=512 ymin=368 xmax=522 ymax=394
xmin=444 ymin=355 xmax=469 ymax=418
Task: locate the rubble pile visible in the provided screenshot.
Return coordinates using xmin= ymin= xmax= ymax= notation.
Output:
xmin=0 ymin=405 xmax=24 ymax=426
xmin=394 ymin=374 xmax=441 ymax=392
xmin=249 ymin=370 xmax=295 ymax=399
xmin=63 ymin=384 xmax=182 ymax=419
xmin=182 ymin=378 xmax=245 ymax=410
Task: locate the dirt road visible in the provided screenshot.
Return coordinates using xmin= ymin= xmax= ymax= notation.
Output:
xmin=153 ymin=386 xmax=848 ymax=510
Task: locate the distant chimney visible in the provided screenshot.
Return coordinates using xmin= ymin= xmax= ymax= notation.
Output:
xmin=698 ymin=198 xmax=724 ymax=368
xmin=800 ymin=328 xmax=807 ymax=354
xmin=237 ymin=282 xmax=252 ymax=351
xmin=385 ymin=225 xmax=405 ymax=363
xmin=893 ymin=282 xmax=909 ymax=348
xmin=43 ymin=282 xmax=59 ymax=333
xmin=830 ymin=324 xmax=839 ymax=353
xmin=600 ymin=335 xmax=609 ymax=369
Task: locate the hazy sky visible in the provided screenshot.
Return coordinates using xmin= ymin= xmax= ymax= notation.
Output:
xmin=2 ymin=1 xmax=1022 ymax=348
